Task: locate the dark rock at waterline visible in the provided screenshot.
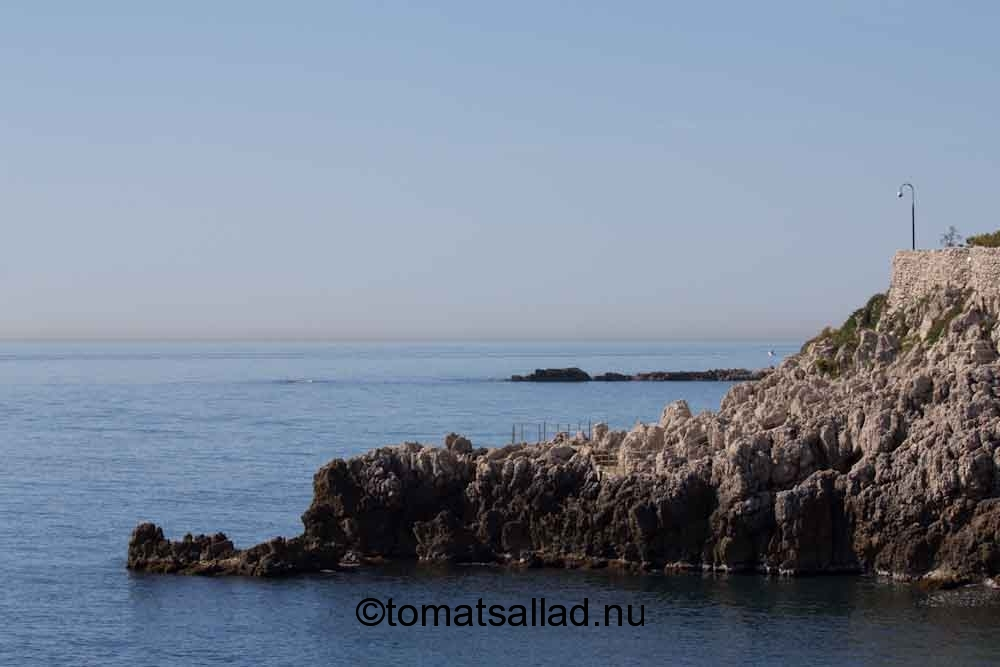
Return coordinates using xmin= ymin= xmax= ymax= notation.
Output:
xmin=510 ymin=368 xmax=769 ymax=382
xmin=510 ymin=367 xmax=592 ymax=382
xmin=633 ymin=368 xmax=770 ymax=382
xmin=592 ymin=372 xmax=631 ymax=382
xmin=444 ymin=432 xmax=473 ymax=455
xmin=595 ymin=369 xmax=771 ymax=382
xmin=127 ymin=522 xmax=343 ymax=576
xmin=129 ymin=285 xmax=1000 ymax=586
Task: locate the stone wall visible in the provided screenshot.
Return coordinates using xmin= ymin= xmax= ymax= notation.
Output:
xmin=888 ymin=247 xmax=1000 ymax=311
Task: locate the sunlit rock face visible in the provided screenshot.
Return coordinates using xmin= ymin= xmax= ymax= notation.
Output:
xmin=129 ymin=257 xmax=1000 ymax=586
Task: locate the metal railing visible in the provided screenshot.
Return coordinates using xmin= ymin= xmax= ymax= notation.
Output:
xmin=502 ymin=419 xmax=623 ymax=478
xmin=508 ymin=419 xmax=604 ymax=444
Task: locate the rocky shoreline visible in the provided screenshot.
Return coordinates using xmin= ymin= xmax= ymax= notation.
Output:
xmin=509 ymin=367 xmax=770 ymax=382
xmin=129 ymin=284 xmax=1000 ymax=589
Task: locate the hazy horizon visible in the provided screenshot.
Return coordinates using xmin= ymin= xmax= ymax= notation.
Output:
xmin=0 ymin=334 xmax=808 ymax=344
xmin=3 ymin=2 xmax=998 ymax=341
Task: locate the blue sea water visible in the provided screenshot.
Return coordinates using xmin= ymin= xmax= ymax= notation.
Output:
xmin=2 ymin=341 xmax=999 ymax=666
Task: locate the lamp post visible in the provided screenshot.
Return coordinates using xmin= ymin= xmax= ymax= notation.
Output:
xmin=897 ymin=183 xmax=915 ymax=250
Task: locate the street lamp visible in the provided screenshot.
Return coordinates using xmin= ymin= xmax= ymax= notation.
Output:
xmin=897 ymin=183 xmax=915 ymax=250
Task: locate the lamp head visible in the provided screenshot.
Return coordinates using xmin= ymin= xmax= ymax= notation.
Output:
xmin=897 ymin=191 xmax=903 ymax=198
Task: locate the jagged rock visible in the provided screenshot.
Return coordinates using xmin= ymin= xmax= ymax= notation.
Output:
xmin=874 ymin=334 xmax=899 ymax=364
xmin=659 ymin=400 xmax=692 ymax=428
xmin=592 ymin=422 xmax=609 ymax=441
xmin=501 ymin=520 xmax=533 ymax=558
xmin=757 ymin=404 xmax=788 ymax=430
xmin=547 ymin=444 xmax=576 ymax=462
xmin=769 ymin=471 xmax=854 ymax=573
xmin=126 ymin=523 xmax=343 ymax=576
xmin=854 ymin=330 xmax=879 ymax=367
xmin=971 ymin=340 xmax=997 ymax=365
xmin=129 ymin=283 xmax=1000 ymax=584
xmin=444 ymin=433 xmax=473 ymax=455
xmin=413 ymin=510 xmax=491 ymax=562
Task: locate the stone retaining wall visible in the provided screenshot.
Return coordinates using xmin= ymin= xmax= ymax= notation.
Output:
xmin=888 ymin=247 xmax=1000 ymax=310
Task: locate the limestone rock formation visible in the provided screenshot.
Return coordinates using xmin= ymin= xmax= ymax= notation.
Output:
xmin=129 ymin=280 xmax=1000 ymax=586
xmin=126 ymin=523 xmax=342 ymax=576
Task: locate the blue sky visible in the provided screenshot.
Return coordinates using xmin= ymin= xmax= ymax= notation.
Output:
xmin=2 ymin=1 xmax=998 ymax=340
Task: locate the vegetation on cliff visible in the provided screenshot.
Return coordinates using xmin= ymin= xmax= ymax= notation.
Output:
xmin=129 ymin=283 xmax=1000 ymax=588
xmin=803 ymin=293 xmax=888 ymax=376
xmin=803 ymin=293 xmax=887 ymax=354
xmin=966 ymin=230 xmax=1000 ymax=248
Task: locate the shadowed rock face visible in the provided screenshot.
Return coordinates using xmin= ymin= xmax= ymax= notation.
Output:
xmin=129 ymin=286 xmax=1000 ymax=586
xmin=299 ymin=442 xmax=718 ymax=569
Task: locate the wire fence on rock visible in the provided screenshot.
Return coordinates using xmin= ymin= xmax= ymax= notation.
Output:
xmin=507 ymin=419 xmax=606 ymax=444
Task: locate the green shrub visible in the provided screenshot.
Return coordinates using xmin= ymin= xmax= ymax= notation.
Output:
xmin=801 ymin=326 xmax=833 ymax=353
xmin=814 ymin=358 xmax=839 ymax=377
xmin=802 ymin=293 xmax=887 ymax=354
xmin=966 ymin=230 xmax=1000 ymax=248
xmin=854 ymin=293 xmax=887 ymax=329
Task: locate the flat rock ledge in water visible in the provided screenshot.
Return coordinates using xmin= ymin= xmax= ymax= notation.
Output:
xmin=130 ymin=289 xmax=1000 ymax=589
xmin=509 ymin=367 xmax=769 ymax=382
xmin=510 ymin=367 xmax=593 ymax=382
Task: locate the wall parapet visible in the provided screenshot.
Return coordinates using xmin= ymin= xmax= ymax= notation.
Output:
xmin=888 ymin=247 xmax=1000 ymax=311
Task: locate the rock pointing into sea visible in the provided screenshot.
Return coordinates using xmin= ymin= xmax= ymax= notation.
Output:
xmin=129 ymin=276 xmax=1000 ymax=587
xmin=126 ymin=523 xmax=343 ymax=576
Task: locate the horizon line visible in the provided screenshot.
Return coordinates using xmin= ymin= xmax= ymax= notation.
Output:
xmin=0 ymin=335 xmax=807 ymax=345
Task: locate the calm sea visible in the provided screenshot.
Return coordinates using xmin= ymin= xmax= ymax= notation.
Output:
xmin=2 ymin=341 xmax=998 ymax=665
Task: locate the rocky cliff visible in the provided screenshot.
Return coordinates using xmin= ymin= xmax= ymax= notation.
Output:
xmin=129 ymin=281 xmax=1000 ymax=587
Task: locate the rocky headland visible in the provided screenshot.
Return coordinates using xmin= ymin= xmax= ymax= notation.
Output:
xmin=129 ymin=252 xmax=1000 ymax=588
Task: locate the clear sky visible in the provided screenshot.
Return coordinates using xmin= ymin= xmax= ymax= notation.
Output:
xmin=2 ymin=2 xmax=998 ymax=341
